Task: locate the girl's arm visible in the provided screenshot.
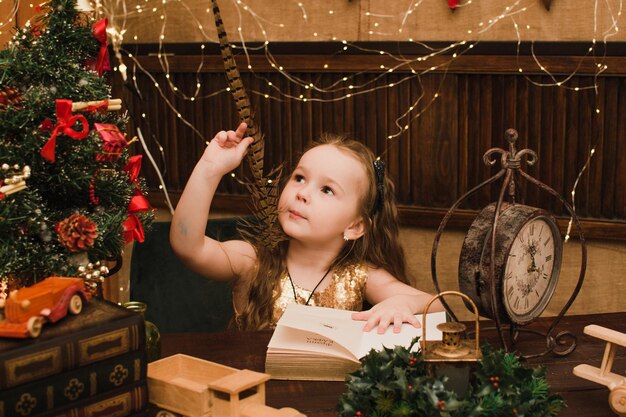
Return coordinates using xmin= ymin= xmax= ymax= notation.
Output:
xmin=352 ymin=267 xmax=444 ymax=334
xmin=170 ymin=123 xmax=256 ymax=281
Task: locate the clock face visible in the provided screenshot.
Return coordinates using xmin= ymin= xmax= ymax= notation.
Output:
xmin=503 ymin=217 xmax=559 ymax=322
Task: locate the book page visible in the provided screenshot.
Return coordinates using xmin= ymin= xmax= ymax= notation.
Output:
xmin=268 ymin=304 xmax=447 ymax=361
xmin=267 ymin=323 xmax=359 ymax=362
xmin=268 ymin=304 xmax=363 ymax=361
xmin=356 ymin=310 xmax=446 ymax=358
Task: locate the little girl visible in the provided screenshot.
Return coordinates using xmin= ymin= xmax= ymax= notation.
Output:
xmin=170 ymin=123 xmax=442 ymax=332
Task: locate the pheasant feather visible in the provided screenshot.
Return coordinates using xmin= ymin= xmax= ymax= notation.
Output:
xmin=211 ymin=0 xmax=284 ymax=249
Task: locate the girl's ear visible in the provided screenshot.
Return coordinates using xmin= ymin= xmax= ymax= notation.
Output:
xmin=343 ymin=217 xmax=365 ymax=240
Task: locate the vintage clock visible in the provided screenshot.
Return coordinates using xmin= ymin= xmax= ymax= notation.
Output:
xmin=431 ymin=129 xmax=586 ymax=357
xmin=458 ymin=202 xmax=563 ymax=326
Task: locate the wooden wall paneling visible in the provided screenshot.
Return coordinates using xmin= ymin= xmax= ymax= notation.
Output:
xmin=408 ymin=74 xmax=455 ymax=208
xmin=343 ymin=77 xmax=355 ymax=138
xmin=539 ymin=81 xmax=556 ymax=212
xmin=600 ymin=77 xmax=618 ymax=218
xmin=395 ymin=73 xmax=412 ymax=207
xmin=165 ymin=73 xmax=182 ymax=191
xmin=408 ymin=78 xmax=423 ymax=208
xmin=383 ymin=78 xmax=397 ymax=199
xmin=490 ymin=75 xmax=507 ymax=145
xmin=264 ymin=72 xmax=282 ymax=173
xmin=371 ymin=76 xmax=388 ymax=158
xmin=587 ymin=78 xmax=605 ymax=218
xmin=354 ymin=74 xmax=368 ymax=151
xmin=520 ymin=77 xmax=537 ymax=208
xmin=563 ymin=77 xmax=581 ymax=218
xmin=616 ymin=78 xmax=626 ymax=219
xmin=111 ymin=51 xmax=626 ymax=238
xmin=280 ymin=72 xmax=295 ymax=174
xmin=299 ymin=73 xmax=313 ymax=167
xmin=457 ymin=75 xmax=469 ymax=200
xmin=463 ymin=74 xmax=481 ymax=209
xmin=576 ymin=77 xmax=596 ymax=217
xmin=479 ymin=75 xmax=496 ymax=208
xmin=386 ymin=73 xmax=401 ymax=206
xmin=434 ymin=74 xmax=459 ymax=208
xmin=513 ymin=75 xmax=531 ymax=207
xmin=141 ymin=73 xmax=166 ymax=187
xmin=549 ymin=82 xmax=567 ymax=216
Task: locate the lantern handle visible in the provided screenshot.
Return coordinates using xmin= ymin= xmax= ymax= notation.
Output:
xmin=421 ymin=291 xmax=480 ymax=355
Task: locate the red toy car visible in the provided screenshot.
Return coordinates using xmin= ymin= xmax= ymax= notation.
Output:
xmin=0 ymin=277 xmax=91 ymax=338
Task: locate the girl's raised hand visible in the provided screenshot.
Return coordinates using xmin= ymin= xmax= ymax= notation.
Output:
xmin=201 ymin=122 xmax=254 ymax=175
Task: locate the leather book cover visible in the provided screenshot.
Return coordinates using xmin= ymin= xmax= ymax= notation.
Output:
xmin=0 ymin=349 xmax=146 ymax=416
xmin=0 ymin=299 xmax=145 ymax=389
xmin=38 ymin=380 xmax=147 ymax=417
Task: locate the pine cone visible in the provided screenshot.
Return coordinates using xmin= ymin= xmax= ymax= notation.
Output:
xmin=55 ymin=213 xmax=98 ymax=252
xmin=0 ymin=87 xmax=23 ymax=111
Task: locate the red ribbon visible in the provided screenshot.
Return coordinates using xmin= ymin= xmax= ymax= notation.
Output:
xmin=86 ymin=100 xmax=109 ymax=113
xmin=40 ymin=100 xmax=89 ymax=163
xmin=123 ymin=155 xmax=143 ymax=183
xmin=92 ymin=18 xmax=111 ymax=76
xmin=123 ymin=194 xmax=150 ymax=244
xmin=95 ymin=123 xmax=128 ymax=162
xmin=447 ymin=0 xmax=459 ymax=9
xmin=122 ymin=155 xmax=151 ymax=244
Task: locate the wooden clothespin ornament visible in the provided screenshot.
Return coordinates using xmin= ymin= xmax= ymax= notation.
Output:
xmin=71 ymin=98 xmax=122 ymax=112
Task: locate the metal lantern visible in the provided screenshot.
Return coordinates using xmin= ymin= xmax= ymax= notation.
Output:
xmin=422 ymin=291 xmax=482 ymax=397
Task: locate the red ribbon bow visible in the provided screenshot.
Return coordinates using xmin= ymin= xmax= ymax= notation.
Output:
xmin=40 ymin=100 xmax=89 ymax=162
xmin=122 ymin=155 xmax=151 ymax=244
xmin=123 ymin=193 xmax=150 ymax=244
xmin=92 ymin=18 xmax=111 ymax=76
xmin=95 ymin=123 xmax=128 ymax=162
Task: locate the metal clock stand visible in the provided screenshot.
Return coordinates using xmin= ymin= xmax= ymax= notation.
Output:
xmin=431 ymin=129 xmax=587 ymax=359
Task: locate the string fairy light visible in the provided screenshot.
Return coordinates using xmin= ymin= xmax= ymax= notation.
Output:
xmin=5 ymin=0 xmax=620 ymax=226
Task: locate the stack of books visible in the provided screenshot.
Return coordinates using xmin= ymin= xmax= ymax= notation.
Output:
xmin=0 ymin=298 xmax=148 ymax=417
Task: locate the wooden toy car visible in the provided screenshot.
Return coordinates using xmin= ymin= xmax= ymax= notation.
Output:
xmin=573 ymin=325 xmax=626 ymax=416
xmin=148 ymin=354 xmax=306 ymax=417
xmin=0 ymin=277 xmax=91 ymax=338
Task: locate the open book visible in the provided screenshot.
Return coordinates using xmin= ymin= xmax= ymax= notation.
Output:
xmin=265 ymin=303 xmax=447 ymax=381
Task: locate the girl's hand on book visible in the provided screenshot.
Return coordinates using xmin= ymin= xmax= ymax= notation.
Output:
xmin=352 ymin=296 xmax=421 ymax=334
xmin=200 ymin=122 xmax=253 ymax=175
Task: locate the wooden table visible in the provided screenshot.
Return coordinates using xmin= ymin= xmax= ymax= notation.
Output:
xmin=160 ymin=312 xmax=626 ymax=417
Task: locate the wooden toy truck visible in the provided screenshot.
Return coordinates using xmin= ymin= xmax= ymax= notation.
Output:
xmin=148 ymin=354 xmax=306 ymax=417
xmin=573 ymin=325 xmax=626 ymax=416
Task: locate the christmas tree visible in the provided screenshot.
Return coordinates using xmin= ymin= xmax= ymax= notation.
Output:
xmin=0 ymin=0 xmax=154 ymax=293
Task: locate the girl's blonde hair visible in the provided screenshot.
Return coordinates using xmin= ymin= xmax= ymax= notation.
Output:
xmin=235 ymin=134 xmax=408 ymax=330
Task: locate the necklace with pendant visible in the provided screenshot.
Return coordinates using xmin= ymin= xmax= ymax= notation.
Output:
xmin=287 ymin=266 xmax=332 ymax=306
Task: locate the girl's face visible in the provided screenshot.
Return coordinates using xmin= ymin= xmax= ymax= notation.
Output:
xmin=278 ymin=144 xmax=367 ymax=245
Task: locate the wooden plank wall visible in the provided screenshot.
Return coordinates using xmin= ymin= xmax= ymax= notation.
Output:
xmin=112 ymin=47 xmax=626 ymax=239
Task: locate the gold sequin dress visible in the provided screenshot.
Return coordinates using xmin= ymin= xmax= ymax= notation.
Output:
xmin=270 ymin=263 xmax=369 ymax=327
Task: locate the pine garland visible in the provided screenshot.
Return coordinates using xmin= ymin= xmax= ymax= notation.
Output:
xmin=337 ymin=338 xmax=565 ymax=417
